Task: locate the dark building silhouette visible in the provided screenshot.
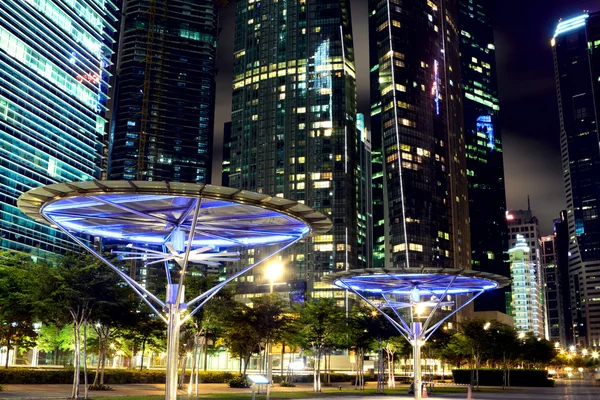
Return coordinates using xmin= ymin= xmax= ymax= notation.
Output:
xmin=369 ymin=0 xmax=470 ymax=270
xmin=109 ymin=0 xmax=219 ymax=183
xmin=457 ymin=0 xmax=508 ymax=312
xmin=221 ymin=121 xmax=232 ymax=187
xmin=554 ymin=211 xmax=573 ymax=345
xmin=228 ymin=0 xmax=358 ymax=300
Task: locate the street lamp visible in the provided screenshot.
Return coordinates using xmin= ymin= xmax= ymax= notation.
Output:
xmin=265 ymin=261 xmax=284 ymax=294
xmin=264 ymin=260 xmax=283 ymax=400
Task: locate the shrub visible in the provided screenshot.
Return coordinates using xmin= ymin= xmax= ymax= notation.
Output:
xmin=228 ymin=375 xmax=250 ymax=388
xmin=452 ymin=369 xmax=555 ymax=387
xmin=279 ymin=381 xmax=295 ymax=387
xmin=0 ymin=368 xmax=235 ymax=385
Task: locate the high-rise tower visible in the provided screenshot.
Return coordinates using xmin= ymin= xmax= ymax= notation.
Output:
xmin=228 ymin=0 xmax=357 ymax=300
xmin=457 ymin=0 xmax=508 ymax=311
xmin=0 ymin=0 xmax=118 ymax=254
xmin=109 ymin=0 xmax=219 ymax=183
xmin=369 ymin=0 xmax=470 ymax=270
xmin=552 ymin=12 xmax=600 ymax=346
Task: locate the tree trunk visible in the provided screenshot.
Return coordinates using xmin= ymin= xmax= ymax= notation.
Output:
xmin=281 ymin=343 xmax=285 ymax=383
xmin=100 ymin=336 xmax=107 ymax=385
xmin=83 ymin=322 xmax=88 ymax=399
xmin=92 ymin=337 xmax=102 ymax=387
xmin=203 ymin=331 xmax=209 ymax=371
xmin=140 ymin=338 xmax=147 ymax=371
xmin=4 ymin=338 xmax=10 ymax=368
xmin=72 ymin=322 xmax=80 ymax=399
xmin=315 ymin=348 xmax=322 ymax=392
xmin=188 ymin=334 xmax=199 ymax=395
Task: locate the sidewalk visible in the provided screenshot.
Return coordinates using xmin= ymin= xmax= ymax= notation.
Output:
xmin=0 ymin=382 xmax=372 ymax=398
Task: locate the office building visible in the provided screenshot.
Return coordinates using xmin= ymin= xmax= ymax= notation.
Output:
xmin=457 ymin=0 xmax=508 ymax=311
xmin=357 ymin=114 xmax=373 ymax=269
xmin=369 ymin=0 xmax=470 ymax=270
xmin=0 ymin=0 xmax=118 ymax=254
xmin=554 ymin=211 xmax=575 ymax=344
xmin=541 ymin=234 xmax=567 ymax=347
xmin=508 ymin=235 xmax=546 ymax=338
xmin=109 ymin=0 xmax=219 ymax=183
xmin=552 ymin=12 xmax=600 ymax=346
xmin=228 ymin=0 xmax=357 ymax=301
xmin=506 ymin=207 xmax=547 ymax=338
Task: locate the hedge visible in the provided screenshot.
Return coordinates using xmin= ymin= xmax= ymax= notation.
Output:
xmin=0 ymin=369 xmax=373 ymax=385
xmin=0 ymin=368 xmax=234 ymax=384
xmin=452 ymin=369 xmax=555 ymax=387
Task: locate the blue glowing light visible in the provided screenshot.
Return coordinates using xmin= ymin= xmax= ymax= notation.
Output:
xmin=334 ymin=273 xmax=498 ymax=295
xmin=41 ymin=193 xmax=312 ymax=247
xmin=432 ymin=60 xmax=440 ymax=115
xmin=554 ymin=14 xmax=589 ymax=37
xmin=477 ymin=115 xmax=494 ymax=151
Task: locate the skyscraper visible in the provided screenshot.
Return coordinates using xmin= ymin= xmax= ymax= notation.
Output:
xmin=369 ymin=0 xmax=470 ymax=270
xmin=0 ymin=0 xmax=118 ymax=254
xmin=541 ymin=234 xmax=567 ymax=346
xmin=228 ymin=0 xmax=357 ymax=300
xmin=552 ymin=12 xmax=600 ymax=347
xmin=506 ymin=208 xmax=547 ymax=339
xmin=109 ymin=0 xmax=219 ymax=183
xmin=508 ymin=235 xmax=546 ymax=338
xmin=357 ymin=113 xmax=373 ymax=269
xmin=457 ymin=0 xmax=508 ymax=312
xmin=554 ymin=211 xmax=574 ymax=344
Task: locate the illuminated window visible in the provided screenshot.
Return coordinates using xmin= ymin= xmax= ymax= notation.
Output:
xmin=298 ymin=157 xmax=305 ymax=164
xmin=393 ymin=243 xmax=406 ymax=253
xmin=313 ymin=181 xmax=331 ymax=189
xmin=409 ymin=243 xmax=424 ymax=252
xmin=314 ymin=235 xmax=333 ymax=243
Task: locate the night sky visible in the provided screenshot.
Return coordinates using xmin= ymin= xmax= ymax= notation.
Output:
xmin=212 ymin=0 xmax=598 ymax=235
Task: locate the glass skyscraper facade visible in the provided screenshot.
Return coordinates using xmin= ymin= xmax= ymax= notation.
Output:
xmin=109 ymin=0 xmax=218 ymax=183
xmin=0 ymin=0 xmax=118 ymax=254
xmin=369 ymin=0 xmax=470 ymax=270
xmin=508 ymin=235 xmax=545 ymax=338
xmin=357 ymin=113 xmax=373 ymax=269
xmin=228 ymin=0 xmax=357 ymax=301
xmin=457 ymin=0 xmax=508 ymax=311
xmin=552 ymin=12 xmax=600 ymax=347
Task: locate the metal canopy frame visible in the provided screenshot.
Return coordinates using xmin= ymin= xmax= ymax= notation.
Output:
xmin=323 ymin=268 xmax=509 ymax=400
xmin=18 ymin=181 xmax=332 ymax=399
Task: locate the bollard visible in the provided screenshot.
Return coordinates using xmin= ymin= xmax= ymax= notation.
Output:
xmin=467 ymin=383 xmax=472 ymax=400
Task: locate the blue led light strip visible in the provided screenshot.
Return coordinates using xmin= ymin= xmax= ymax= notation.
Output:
xmin=554 ymin=14 xmax=589 ymax=37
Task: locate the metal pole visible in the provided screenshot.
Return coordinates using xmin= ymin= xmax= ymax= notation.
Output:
xmin=413 ymin=322 xmax=422 ymax=400
xmin=165 ymin=284 xmax=182 ymax=400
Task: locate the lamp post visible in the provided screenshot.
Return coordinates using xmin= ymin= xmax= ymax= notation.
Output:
xmin=264 ymin=261 xmax=283 ymax=400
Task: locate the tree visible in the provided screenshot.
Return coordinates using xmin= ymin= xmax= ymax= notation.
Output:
xmin=38 ymin=253 xmax=120 ymax=399
xmin=218 ymin=302 xmax=258 ymax=376
xmin=0 ymin=251 xmax=39 ymax=368
xmin=521 ymin=334 xmax=555 ymax=369
xmin=294 ymin=298 xmax=345 ymax=392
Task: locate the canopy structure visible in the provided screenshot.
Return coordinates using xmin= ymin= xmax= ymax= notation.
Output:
xmin=19 ymin=180 xmax=331 ymax=399
xmin=323 ymin=268 xmax=510 ymax=400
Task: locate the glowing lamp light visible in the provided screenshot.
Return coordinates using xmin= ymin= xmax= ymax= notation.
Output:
xmin=582 ymin=349 xmax=588 ymax=356
xmin=483 ymin=322 xmax=491 ymax=330
xmin=592 ymin=351 xmax=599 ymax=359
xmin=554 ymin=342 xmax=560 ymax=348
xmin=570 ymin=345 xmax=576 ymax=352
xmin=518 ymin=332 xmax=525 ymax=340
xmin=414 ymin=302 xmax=427 ymax=316
xmin=265 ymin=262 xmax=283 ymax=281
xmin=506 ymin=214 xmax=514 ymax=220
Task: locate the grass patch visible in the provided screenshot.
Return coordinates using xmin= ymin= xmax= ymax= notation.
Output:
xmin=89 ymin=386 xmax=514 ymax=400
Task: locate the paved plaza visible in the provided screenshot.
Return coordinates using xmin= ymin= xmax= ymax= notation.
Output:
xmin=0 ymin=380 xmax=598 ymax=399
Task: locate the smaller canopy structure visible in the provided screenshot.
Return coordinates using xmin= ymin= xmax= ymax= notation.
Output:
xmin=323 ymin=268 xmax=510 ymax=400
xmin=19 ymin=180 xmax=331 ymax=399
